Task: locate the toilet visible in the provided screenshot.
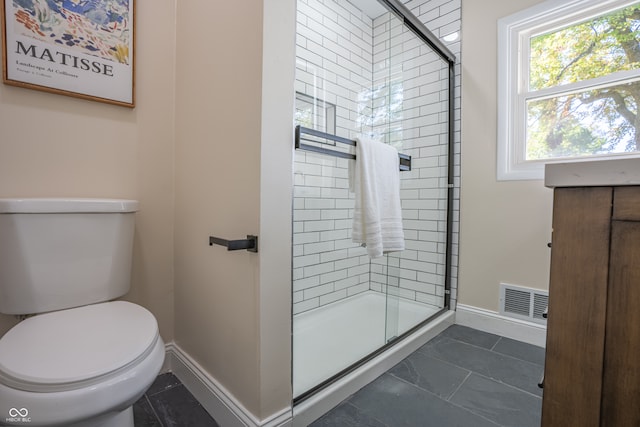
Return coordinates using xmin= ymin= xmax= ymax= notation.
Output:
xmin=0 ymin=198 xmax=165 ymax=427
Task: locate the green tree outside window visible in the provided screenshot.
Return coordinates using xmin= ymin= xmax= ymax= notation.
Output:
xmin=526 ymin=3 xmax=640 ymax=160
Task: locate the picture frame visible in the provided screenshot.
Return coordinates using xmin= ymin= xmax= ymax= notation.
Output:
xmin=1 ymin=0 xmax=135 ymax=107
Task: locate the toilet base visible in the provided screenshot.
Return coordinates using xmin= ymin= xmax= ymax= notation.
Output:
xmin=68 ymin=406 xmax=133 ymax=427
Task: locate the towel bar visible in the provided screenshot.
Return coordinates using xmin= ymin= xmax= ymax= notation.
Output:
xmin=295 ymin=125 xmax=411 ymax=171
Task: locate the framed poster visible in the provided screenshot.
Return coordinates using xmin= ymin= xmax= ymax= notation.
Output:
xmin=1 ymin=0 xmax=134 ymax=107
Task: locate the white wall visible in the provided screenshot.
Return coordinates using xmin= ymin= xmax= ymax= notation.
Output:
xmin=0 ymin=0 xmax=176 ymax=345
xmin=173 ymin=0 xmax=263 ymax=416
xmin=259 ymin=0 xmax=297 ymax=417
xmin=459 ymin=0 xmax=553 ymax=312
xmin=173 ymin=0 xmax=296 ymax=421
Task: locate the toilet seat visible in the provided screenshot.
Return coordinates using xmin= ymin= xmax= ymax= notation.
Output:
xmin=0 ymin=301 xmax=159 ymax=393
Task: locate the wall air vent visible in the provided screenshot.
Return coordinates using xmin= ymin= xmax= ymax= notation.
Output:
xmin=499 ymin=283 xmax=548 ymax=325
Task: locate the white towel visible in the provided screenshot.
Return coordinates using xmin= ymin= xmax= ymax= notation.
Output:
xmin=351 ymin=136 xmax=405 ymax=258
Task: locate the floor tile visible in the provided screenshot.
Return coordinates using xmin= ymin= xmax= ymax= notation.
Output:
xmin=147 ymin=372 xmax=183 ymax=396
xmin=348 ymin=373 xmax=500 ymax=427
xmin=147 ymin=384 xmax=219 ymax=427
xmin=450 ymin=373 xmax=542 ymax=427
xmin=139 ymin=327 xmax=543 ymax=427
xmin=438 ymin=325 xmax=501 ymax=349
xmin=133 ymin=396 xmax=162 ymax=427
xmin=388 ymin=350 xmax=470 ymax=399
xmin=309 ymin=401 xmax=388 ymax=427
xmin=492 ymin=337 xmax=546 ymax=366
xmin=419 ymin=337 xmax=544 ymax=397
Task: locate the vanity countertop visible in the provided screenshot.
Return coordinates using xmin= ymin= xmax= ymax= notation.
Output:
xmin=545 ymin=158 xmax=640 ymax=188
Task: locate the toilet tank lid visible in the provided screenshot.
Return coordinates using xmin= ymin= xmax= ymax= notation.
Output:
xmin=0 ymin=198 xmax=138 ymax=213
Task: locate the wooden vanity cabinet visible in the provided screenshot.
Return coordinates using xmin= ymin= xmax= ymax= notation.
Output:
xmin=542 ymin=186 xmax=640 ymax=427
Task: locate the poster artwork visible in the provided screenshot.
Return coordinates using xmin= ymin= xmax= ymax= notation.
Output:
xmin=2 ymin=0 xmax=135 ymax=106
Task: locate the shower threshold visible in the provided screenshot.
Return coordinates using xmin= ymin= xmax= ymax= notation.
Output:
xmin=293 ymin=290 xmax=441 ymax=397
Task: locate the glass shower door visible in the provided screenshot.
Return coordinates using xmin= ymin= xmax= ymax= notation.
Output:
xmin=292 ymin=0 xmax=454 ymax=400
xmin=373 ymin=7 xmax=404 ymax=345
xmin=381 ymin=7 xmax=451 ymax=343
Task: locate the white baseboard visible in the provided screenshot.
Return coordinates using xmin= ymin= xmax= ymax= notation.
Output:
xmin=455 ymin=304 xmax=547 ymax=347
xmin=164 ymin=342 xmax=292 ymax=427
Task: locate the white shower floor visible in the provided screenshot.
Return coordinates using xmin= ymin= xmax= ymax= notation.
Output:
xmin=293 ymin=290 xmax=441 ymax=397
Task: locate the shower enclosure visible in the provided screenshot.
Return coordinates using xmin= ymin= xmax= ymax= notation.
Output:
xmin=292 ymin=0 xmax=456 ymax=401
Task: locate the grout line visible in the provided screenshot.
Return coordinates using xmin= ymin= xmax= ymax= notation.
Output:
xmin=343 ymin=401 xmax=392 ymax=427
xmin=446 ymin=370 xmax=471 ymax=401
xmin=387 ymin=371 xmax=466 ymax=404
xmin=147 ymin=382 xmax=183 ymax=397
xmin=445 ymin=334 xmax=543 ymax=367
xmin=490 ymin=336 xmax=502 ymax=351
xmin=423 ymin=336 xmax=545 ymax=398
xmin=439 ymin=332 xmax=501 ymax=352
xmin=144 ymin=394 xmax=165 ymax=427
xmin=471 ymin=371 xmax=543 ymax=399
xmin=389 ymin=372 xmax=502 ymax=427
xmin=143 ymin=377 xmax=219 ymax=426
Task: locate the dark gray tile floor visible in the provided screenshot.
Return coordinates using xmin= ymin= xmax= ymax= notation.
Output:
xmin=311 ymin=325 xmax=545 ymax=427
xmin=133 ymin=373 xmax=219 ymax=427
xmin=135 ymin=325 xmax=544 ymax=427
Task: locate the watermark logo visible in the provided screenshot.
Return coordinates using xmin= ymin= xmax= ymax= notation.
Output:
xmin=9 ymin=409 xmax=28 ymax=417
xmin=6 ymin=407 xmax=31 ymax=423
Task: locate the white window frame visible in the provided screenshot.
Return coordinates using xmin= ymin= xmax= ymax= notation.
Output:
xmin=497 ymin=0 xmax=640 ymax=181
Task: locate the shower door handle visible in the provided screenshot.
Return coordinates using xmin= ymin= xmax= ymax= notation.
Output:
xmin=209 ymin=235 xmax=258 ymax=253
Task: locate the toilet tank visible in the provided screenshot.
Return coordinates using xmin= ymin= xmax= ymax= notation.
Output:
xmin=0 ymin=198 xmax=139 ymax=315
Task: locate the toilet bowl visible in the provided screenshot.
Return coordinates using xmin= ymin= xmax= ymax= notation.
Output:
xmin=0 ymin=198 xmax=165 ymax=426
xmin=0 ymin=302 xmax=164 ymax=427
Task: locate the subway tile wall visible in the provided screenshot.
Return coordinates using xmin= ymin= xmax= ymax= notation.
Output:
xmin=369 ymin=8 xmax=449 ymax=309
xmin=405 ymin=0 xmax=462 ymax=311
xmin=294 ymin=0 xmax=374 ymax=315
xmin=293 ymin=0 xmax=461 ymax=315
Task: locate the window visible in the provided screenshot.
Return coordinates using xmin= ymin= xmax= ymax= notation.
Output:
xmin=498 ymin=0 xmax=640 ymax=180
